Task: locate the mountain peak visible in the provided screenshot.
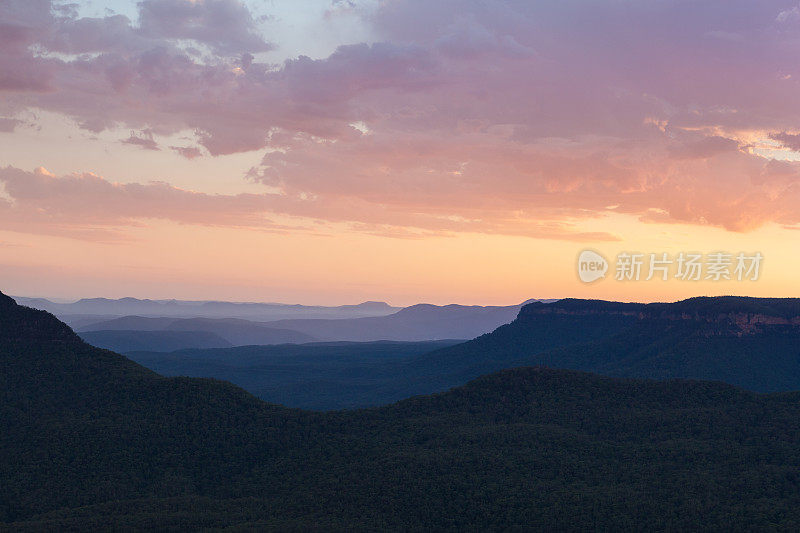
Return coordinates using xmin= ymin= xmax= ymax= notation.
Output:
xmin=349 ymin=301 xmax=392 ymax=309
xmin=2 ymin=291 xmax=79 ymax=343
xmin=0 ymin=291 xmax=18 ymax=309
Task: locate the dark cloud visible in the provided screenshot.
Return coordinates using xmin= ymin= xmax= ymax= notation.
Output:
xmin=770 ymin=131 xmax=800 ymax=151
xmin=121 ymin=131 xmax=160 ymax=150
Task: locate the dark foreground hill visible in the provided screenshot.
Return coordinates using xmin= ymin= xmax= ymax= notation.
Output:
xmin=3 ymin=291 xmax=800 ymax=530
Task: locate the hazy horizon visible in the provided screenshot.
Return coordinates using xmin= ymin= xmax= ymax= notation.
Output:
xmin=3 ymin=0 xmax=799 ymax=304
xmin=13 ymin=292 xmax=540 ymax=308
xmin=13 ymin=292 xmax=793 ymax=310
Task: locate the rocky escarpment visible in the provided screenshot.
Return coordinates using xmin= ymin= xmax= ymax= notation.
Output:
xmin=639 ymin=297 xmax=800 ymax=336
xmin=517 ymin=296 xmax=800 ymax=336
xmin=519 ymin=299 xmax=644 ymax=318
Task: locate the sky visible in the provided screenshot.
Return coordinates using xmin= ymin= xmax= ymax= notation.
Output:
xmin=1 ymin=0 xmax=800 ymax=305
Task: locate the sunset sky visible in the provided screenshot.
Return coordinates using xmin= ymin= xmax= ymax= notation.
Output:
xmin=2 ymin=0 xmax=800 ymax=305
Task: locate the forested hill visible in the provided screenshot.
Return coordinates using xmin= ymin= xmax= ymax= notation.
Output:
xmin=3 ymin=291 xmax=800 ymax=529
xmin=420 ymin=296 xmax=800 ymax=393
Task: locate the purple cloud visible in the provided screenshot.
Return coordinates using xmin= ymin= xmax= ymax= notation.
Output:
xmin=171 ymin=146 xmax=204 ymax=159
xmin=121 ymin=131 xmax=160 ymax=151
xmin=138 ymin=0 xmax=272 ymax=55
xmin=3 ymin=0 xmax=800 ymax=238
xmin=0 ymin=118 xmax=21 ymax=132
xmin=770 ymin=131 xmax=800 ymax=151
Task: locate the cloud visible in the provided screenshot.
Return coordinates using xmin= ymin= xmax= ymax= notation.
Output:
xmin=138 ymin=0 xmax=273 ymax=55
xmin=3 ymin=0 xmax=800 ymax=239
xmin=171 ymin=146 xmax=203 ymax=159
xmin=0 ymin=166 xmax=292 ymax=241
xmin=0 ymin=166 xmax=620 ymax=242
xmin=251 ymin=128 xmax=800 ymax=233
xmin=776 ymin=4 xmax=800 ymax=22
xmin=769 ymin=131 xmax=800 ymax=151
xmin=0 ymin=118 xmax=21 ymax=132
xmin=121 ymin=130 xmax=160 ymax=151
xmin=668 ymin=135 xmax=740 ymax=160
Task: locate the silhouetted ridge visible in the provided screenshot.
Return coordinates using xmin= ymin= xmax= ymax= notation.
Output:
xmin=518 ymin=296 xmax=800 ymax=334
xmin=430 ymin=295 xmax=800 ymax=393
xmin=2 ymin=293 xmax=79 ymax=343
xmin=5 ymin=291 xmax=800 ymax=529
xmin=519 ymin=298 xmax=644 ymax=317
xmin=642 ymin=296 xmax=800 ymax=324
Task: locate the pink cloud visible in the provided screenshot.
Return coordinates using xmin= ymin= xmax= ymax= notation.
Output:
xmin=667 ymin=135 xmax=741 ymax=160
xmin=3 ymin=0 xmax=800 ymax=239
xmin=0 ymin=166 xmax=294 ymax=241
xmin=0 ymin=166 xmax=620 ymax=242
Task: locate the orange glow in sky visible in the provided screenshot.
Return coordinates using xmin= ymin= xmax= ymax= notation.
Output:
xmin=2 ymin=0 xmax=800 ymax=304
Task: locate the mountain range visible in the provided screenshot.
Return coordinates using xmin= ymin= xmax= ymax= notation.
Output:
xmin=71 ymin=301 xmax=544 ymax=350
xmin=14 ymin=296 xmax=401 ymax=324
xmin=2 ymin=290 xmax=800 ymax=529
xmin=427 ymin=297 xmax=800 ymax=392
xmin=127 ymin=296 xmax=800 ymax=409
xmin=78 ymin=316 xmax=317 ymax=351
xmin=127 ymin=340 xmax=463 ymax=409
xmin=261 ymin=302 xmax=533 ymax=341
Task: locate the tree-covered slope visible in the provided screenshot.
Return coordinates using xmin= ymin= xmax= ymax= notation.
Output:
xmin=78 ymin=329 xmax=233 ymax=352
xmin=3 ymin=291 xmax=800 ymax=530
xmin=127 ymin=340 xmax=462 ymax=410
xmin=127 ymin=301 xmax=638 ymax=409
xmin=424 ymin=296 xmax=800 ymax=392
xmin=529 ymin=319 xmax=800 ymax=391
xmin=124 ymin=296 xmax=800 ymax=409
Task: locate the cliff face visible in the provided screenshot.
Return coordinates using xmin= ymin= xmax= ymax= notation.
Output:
xmin=517 ymin=297 xmax=800 ymax=337
xmin=519 ymin=299 xmax=644 ymax=318
xmin=639 ymin=311 xmax=800 ymax=335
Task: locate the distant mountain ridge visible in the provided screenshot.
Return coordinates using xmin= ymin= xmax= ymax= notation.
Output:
xmin=262 ymin=302 xmax=547 ymax=342
xmin=77 ymin=316 xmax=317 ymax=350
xmin=75 ymin=301 xmax=553 ymax=348
xmin=13 ymin=296 xmax=401 ymax=322
xmin=131 ymin=296 xmax=800 ymax=408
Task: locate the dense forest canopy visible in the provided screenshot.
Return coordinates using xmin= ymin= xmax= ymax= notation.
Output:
xmin=2 ymin=292 xmax=800 ymax=529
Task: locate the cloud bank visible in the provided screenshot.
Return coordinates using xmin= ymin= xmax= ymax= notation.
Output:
xmin=3 ymin=0 xmax=800 ymax=240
